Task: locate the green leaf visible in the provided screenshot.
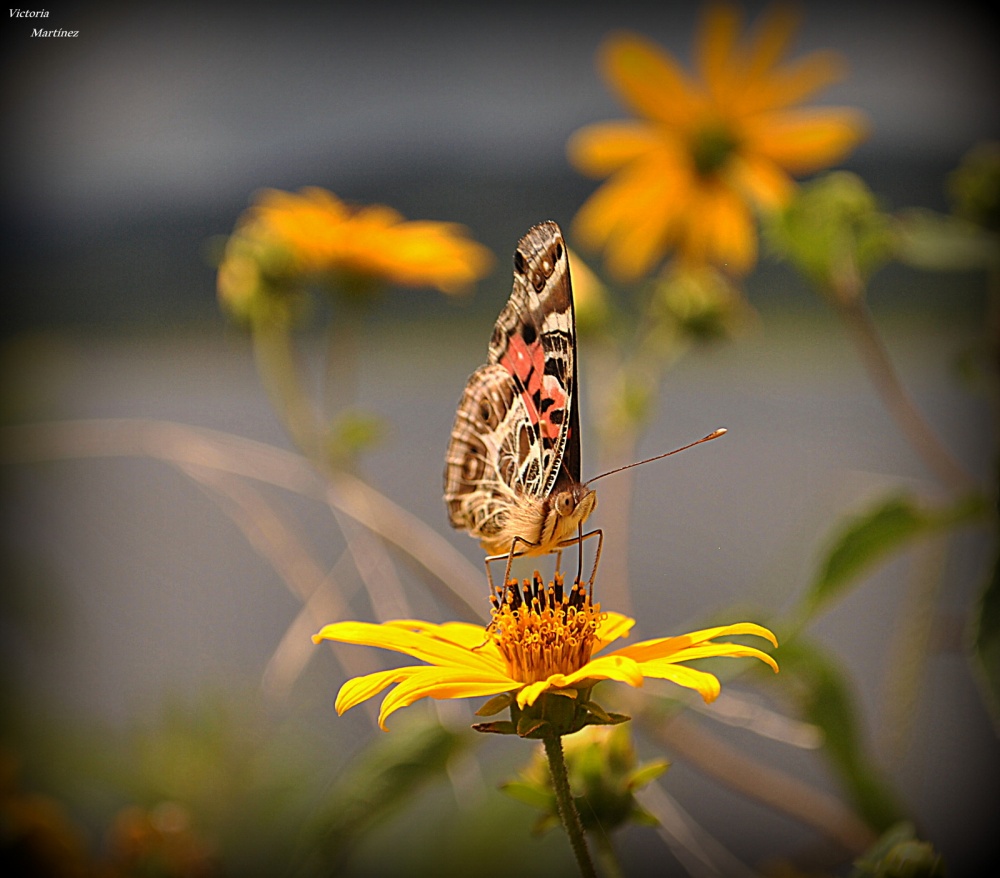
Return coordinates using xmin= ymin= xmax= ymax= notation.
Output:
xmin=295 ymin=718 xmax=468 ymax=875
xmin=894 ymin=208 xmax=999 ymax=271
xmin=972 ymin=531 xmax=1000 ymax=727
xmin=764 ymin=171 xmax=896 ymax=293
xmin=777 ymin=639 xmax=906 ymax=831
xmin=806 ymin=493 xmax=989 ymax=616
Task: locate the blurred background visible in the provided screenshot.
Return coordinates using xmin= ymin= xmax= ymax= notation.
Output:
xmin=1 ymin=1 xmax=997 ymax=876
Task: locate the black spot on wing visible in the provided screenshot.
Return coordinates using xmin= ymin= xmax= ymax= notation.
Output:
xmin=513 ymin=249 xmax=526 ymax=275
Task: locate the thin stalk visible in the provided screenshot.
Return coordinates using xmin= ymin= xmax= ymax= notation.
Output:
xmin=252 ymin=321 xmax=323 ymax=462
xmin=834 ymin=286 xmax=975 ymax=493
xmin=323 ymin=303 xmax=362 ymax=432
xmin=592 ymin=834 xmax=625 ymax=878
xmin=637 ymin=706 xmax=876 ymax=854
xmin=542 ymin=732 xmax=597 ymax=878
xmin=0 ymin=418 xmax=485 ymax=620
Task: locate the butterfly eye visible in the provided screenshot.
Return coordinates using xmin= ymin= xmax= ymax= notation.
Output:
xmin=554 ymin=492 xmax=575 ymax=516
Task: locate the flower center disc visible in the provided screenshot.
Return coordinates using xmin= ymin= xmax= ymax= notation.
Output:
xmin=491 ymin=573 xmax=604 ymax=684
xmin=691 ymin=123 xmax=740 ymax=178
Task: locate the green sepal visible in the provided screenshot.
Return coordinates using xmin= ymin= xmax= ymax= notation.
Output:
xmin=626 ymin=759 xmax=669 ymax=790
xmin=850 ymin=821 xmax=945 ymax=878
xmin=471 ymin=721 xmax=517 ymax=735
xmin=500 ymin=780 xmax=554 ymax=811
xmin=475 ymin=692 xmax=514 ymax=717
xmin=530 ymin=814 xmax=560 ymax=836
xmin=630 ymin=806 xmax=661 ymax=827
xmin=516 ymin=714 xmax=548 ymax=738
xmin=582 ymin=706 xmax=631 ymax=728
xmin=579 ymin=700 xmax=615 ymax=723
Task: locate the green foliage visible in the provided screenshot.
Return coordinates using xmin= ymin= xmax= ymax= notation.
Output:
xmin=805 ymin=493 xmax=990 ymax=617
xmin=765 ymin=171 xmax=897 ymax=296
xmin=894 ymin=208 xmax=999 ymax=271
xmin=649 ymin=266 xmax=750 ymax=343
xmin=777 ymin=639 xmax=906 ymax=831
xmin=327 ymin=409 xmax=386 ymax=463
xmin=973 ymin=501 xmax=1000 ymax=726
xmin=850 ymin=822 xmax=946 ymax=878
xmin=501 ymin=725 xmax=667 ymax=837
xmin=292 ymin=718 xmax=468 ymax=876
xmin=948 ymin=141 xmax=1000 ymax=233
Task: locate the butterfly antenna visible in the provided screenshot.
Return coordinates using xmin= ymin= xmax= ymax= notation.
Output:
xmin=586 ymin=428 xmax=727 ymax=485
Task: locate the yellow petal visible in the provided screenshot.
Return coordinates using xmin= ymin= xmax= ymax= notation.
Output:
xmin=643 ymin=643 xmax=780 ymax=674
xmin=567 ymin=121 xmax=664 ymax=177
xmin=640 ymin=663 xmax=723 ymax=702
xmin=313 ymin=621 xmax=505 ymax=673
xmin=378 ymin=666 xmax=518 ymax=729
xmin=564 ymin=654 xmax=645 ymax=688
xmin=611 ymin=622 xmax=778 ymax=663
xmin=697 ymin=3 xmax=743 ymax=107
xmin=384 ymin=619 xmax=497 ymax=651
xmin=573 ymin=163 xmax=656 ymax=250
xmin=600 ymin=32 xmax=702 ymax=128
xmin=335 ymin=666 xmax=418 ymax=715
xmin=514 ymin=655 xmax=647 ymax=709
xmin=742 ymin=4 xmax=800 ymax=84
xmin=741 ymin=50 xmax=849 ymax=115
xmin=706 ymin=186 xmax=757 ymax=272
xmin=678 ymin=183 xmax=756 ymax=275
xmin=746 ymin=108 xmax=869 ymax=173
xmin=728 ymin=153 xmax=795 ymax=210
xmin=573 ymin=151 xmax=691 ymax=280
xmin=517 ymin=679 xmax=557 ymax=708
xmin=593 ymin=612 xmax=636 ymax=652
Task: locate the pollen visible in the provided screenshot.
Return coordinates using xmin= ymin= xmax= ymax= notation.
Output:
xmin=490 ymin=572 xmax=604 ymax=683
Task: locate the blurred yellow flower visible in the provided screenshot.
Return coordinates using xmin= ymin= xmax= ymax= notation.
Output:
xmin=217 ymin=188 xmax=494 ymax=318
xmin=313 ymin=575 xmax=777 ymax=732
xmin=568 ymin=4 xmax=868 ymax=280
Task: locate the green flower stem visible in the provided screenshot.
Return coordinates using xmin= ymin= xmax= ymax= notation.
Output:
xmin=834 ymin=287 xmax=976 ymax=494
xmin=593 ymin=834 xmax=625 ymax=878
xmin=252 ymin=321 xmax=324 ymax=464
xmin=543 ymin=731 xmax=598 ymax=878
xmin=323 ymin=304 xmax=362 ymax=428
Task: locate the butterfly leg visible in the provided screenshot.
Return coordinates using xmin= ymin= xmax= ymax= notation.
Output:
xmin=586 ymin=528 xmax=604 ymax=590
xmin=555 ymin=528 xmax=603 ymax=590
xmin=483 ymin=536 xmax=538 ymax=597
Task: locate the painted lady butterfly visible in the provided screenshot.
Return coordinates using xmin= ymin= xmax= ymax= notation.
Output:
xmin=444 ymin=221 xmax=598 ymax=579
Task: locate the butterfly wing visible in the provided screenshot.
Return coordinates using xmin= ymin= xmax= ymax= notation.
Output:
xmin=488 ymin=221 xmax=578 ymax=491
xmin=444 ymin=221 xmax=579 ymax=545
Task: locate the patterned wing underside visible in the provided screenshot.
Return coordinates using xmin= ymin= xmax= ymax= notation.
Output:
xmin=444 ymin=364 xmax=536 ymax=538
xmin=487 ymin=223 xmax=575 ymax=495
xmin=444 ymin=221 xmax=577 ymax=541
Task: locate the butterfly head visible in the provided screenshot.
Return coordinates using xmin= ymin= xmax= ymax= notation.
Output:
xmin=547 ymin=481 xmax=597 ymax=543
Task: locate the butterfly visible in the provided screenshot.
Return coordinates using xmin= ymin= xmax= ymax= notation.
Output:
xmin=443 ymin=221 xmax=599 ymax=585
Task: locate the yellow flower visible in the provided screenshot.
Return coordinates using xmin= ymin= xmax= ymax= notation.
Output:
xmin=221 ymin=187 xmax=494 ymax=301
xmin=568 ymin=4 xmax=868 ymax=280
xmin=313 ymin=575 xmax=777 ymax=732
